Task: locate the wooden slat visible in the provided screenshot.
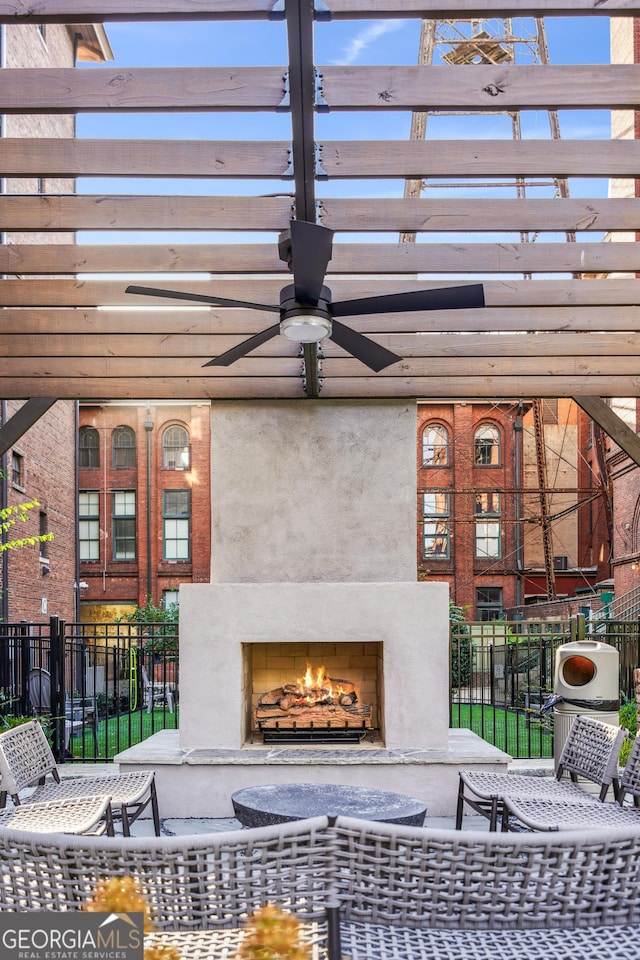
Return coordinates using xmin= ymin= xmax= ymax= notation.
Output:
xmin=0 ymin=0 xmax=635 ymax=21
xmin=3 ymin=241 xmax=638 ymax=275
xmin=3 ymin=196 xmax=638 ymax=233
xmin=3 ymin=332 xmax=640 ymax=359
xmin=0 ymin=139 xmax=292 ymax=178
xmin=6 ymin=355 xmax=640 ymax=378
xmin=319 ymin=139 xmax=640 ymax=179
xmin=2 ymin=375 xmax=640 ymax=401
xmin=0 ymin=196 xmax=293 ymax=231
xmin=0 ymin=67 xmax=286 ymax=113
xmin=3 ymin=277 xmax=640 ymax=307
xmin=5 ymin=306 xmax=640 ymax=335
xmin=0 ymin=1 xmax=281 ymax=21
xmin=5 ymin=65 xmax=640 ymax=114
xmin=321 ymin=65 xmax=640 ymax=112
xmin=5 ymin=138 xmax=639 ymax=178
xmin=321 ymin=198 xmax=640 ymax=232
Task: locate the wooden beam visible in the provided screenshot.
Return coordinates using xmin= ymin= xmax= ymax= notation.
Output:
xmin=6 ymin=355 xmax=640 ymax=378
xmin=320 ymin=198 xmax=640 ymax=232
xmin=3 ymin=196 xmax=639 ymax=233
xmin=4 ymin=306 xmax=640 ymax=335
xmin=5 ymin=138 xmax=640 ymax=179
xmin=0 ymin=1 xmax=279 ymax=21
xmin=3 ymin=241 xmax=639 ymax=275
xmin=318 ymin=139 xmax=640 ymax=179
xmin=320 ymin=65 xmax=640 ymax=112
xmin=0 ymin=195 xmax=294 ymax=231
xmin=574 ymin=396 xmax=640 ymax=468
xmin=2 ymin=277 xmax=640 ymax=307
xmin=3 ymin=375 xmax=640 ymax=402
xmin=6 ymin=65 xmax=640 ymax=114
xmin=0 ymin=398 xmax=57 ymax=457
xmin=0 ymin=67 xmax=287 ymax=113
xmin=0 ymin=0 xmax=635 ymax=21
xmin=0 ymin=139 xmax=292 ymax=178
xmin=3 ymin=332 xmax=640 ymax=359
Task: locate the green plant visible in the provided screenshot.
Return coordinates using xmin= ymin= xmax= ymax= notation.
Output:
xmin=619 ymin=695 xmax=637 ymax=766
xmin=116 ymin=597 xmax=179 ymax=651
xmin=450 ymin=599 xmax=472 ymax=689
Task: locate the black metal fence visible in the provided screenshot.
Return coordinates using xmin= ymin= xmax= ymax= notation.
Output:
xmin=451 ymin=616 xmax=640 ymax=759
xmin=0 ymin=618 xmax=178 ymax=762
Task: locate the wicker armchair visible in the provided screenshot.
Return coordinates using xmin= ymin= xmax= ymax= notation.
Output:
xmin=1 ymin=815 xmax=640 ymax=959
xmin=456 ymin=713 xmax=627 ymax=830
xmin=503 ymin=734 xmax=640 ymax=832
xmin=0 ymin=720 xmax=160 ymax=836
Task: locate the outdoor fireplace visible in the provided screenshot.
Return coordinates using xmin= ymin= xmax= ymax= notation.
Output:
xmin=246 ymin=643 xmax=382 ymax=743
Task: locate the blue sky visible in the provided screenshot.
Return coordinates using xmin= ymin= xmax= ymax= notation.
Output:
xmin=77 ymin=16 xmax=612 ymax=255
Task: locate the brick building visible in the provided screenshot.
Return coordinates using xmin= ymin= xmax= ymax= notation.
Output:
xmin=78 ymin=402 xmax=211 ymax=620
xmin=0 ymin=21 xmax=111 ymax=623
xmin=417 ymin=399 xmax=610 ymax=619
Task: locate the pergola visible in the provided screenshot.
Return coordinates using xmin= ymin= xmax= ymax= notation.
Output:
xmin=2 ymin=1 xmax=640 ymax=458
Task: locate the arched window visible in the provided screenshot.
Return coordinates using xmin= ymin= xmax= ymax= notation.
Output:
xmin=422 ymin=423 xmax=449 ymax=466
xmin=474 ymin=424 xmax=501 ymax=466
xmin=79 ymin=426 xmax=100 ymax=469
xmin=162 ymin=424 xmax=190 ymax=470
xmin=112 ymin=425 xmax=136 ymax=469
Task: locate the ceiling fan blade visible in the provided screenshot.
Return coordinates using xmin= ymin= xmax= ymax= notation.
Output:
xmin=287 ymin=220 xmax=334 ymax=304
xmin=330 ymin=320 xmax=401 ymax=373
xmin=203 ymin=323 xmax=281 ymax=367
xmin=125 ymin=284 xmax=279 ymax=314
xmin=331 ymin=283 xmax=485 ymax=317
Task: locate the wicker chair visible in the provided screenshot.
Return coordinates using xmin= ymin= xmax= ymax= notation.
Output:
xmin=1 ymin=815 xmax=640 ymax=959
xmin=502 ymin=733 xmax=640 ymax=832
xmin=0 ymin=720 xmax=160 ymax=836
xmin=456 ymin=713 xmax=627 ymax=830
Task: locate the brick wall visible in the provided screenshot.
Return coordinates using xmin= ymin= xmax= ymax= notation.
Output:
xmin=3 ymin=400 xmax=77 ymax=622
xmin=78 ymin=403 xmax=211 ymax=618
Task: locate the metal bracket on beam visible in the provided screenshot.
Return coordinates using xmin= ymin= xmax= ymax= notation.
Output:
xmin=277 ymin=69 xmax=290 ymax=111
xmin=315 ymin=200 xmax=326 ymax=224
xmin=267 ymin=0 xmax=286 ymax=20
xmin=314 ymin=68 xmax=329 ymax=112
xmin=314 ymin=142 xmax=328 ymax=179
xmin=283 ymin=144 xmax=294 ymax=179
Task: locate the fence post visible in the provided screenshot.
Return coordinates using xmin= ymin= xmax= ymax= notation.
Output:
xmin=49 ymin=616 xmax=66 ymax=762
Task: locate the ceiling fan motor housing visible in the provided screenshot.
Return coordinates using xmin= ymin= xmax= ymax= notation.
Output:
xmin=279 ymin=284 xmax=333 ymax=342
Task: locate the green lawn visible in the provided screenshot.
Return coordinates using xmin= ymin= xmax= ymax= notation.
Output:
xmin=69 ymin=707 xmax=179 ymax=761
xmin=451 ymin=703 xmax=553 ymax=758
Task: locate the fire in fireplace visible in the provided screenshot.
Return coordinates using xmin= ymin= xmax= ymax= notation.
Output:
xmin=255 ymin=663 xmax=372 ymax=743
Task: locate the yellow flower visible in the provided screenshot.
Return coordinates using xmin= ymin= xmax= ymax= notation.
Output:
xmin=235 ymin=904 xmax=311 ymax=960
xmin=84 ymin=876 xmax=180 ymax=960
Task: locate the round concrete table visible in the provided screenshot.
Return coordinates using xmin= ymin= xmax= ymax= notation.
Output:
xmin=231 ymin=783 xmax=427 ymax=827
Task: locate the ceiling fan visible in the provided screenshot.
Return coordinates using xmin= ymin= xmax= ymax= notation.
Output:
xmin=126 ymin=220 xmax=485 ymax=373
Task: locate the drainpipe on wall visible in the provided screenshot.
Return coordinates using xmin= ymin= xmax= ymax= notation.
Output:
xmin=144 ymin=407 xmax=154 ymax=604
xmin=514 ymin=401 xmax=524 ymax=607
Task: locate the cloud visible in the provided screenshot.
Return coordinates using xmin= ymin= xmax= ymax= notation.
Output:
xmin=332 ymin=20 xmax=403 ymax=65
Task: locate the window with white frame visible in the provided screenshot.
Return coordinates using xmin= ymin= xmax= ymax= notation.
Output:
xmin=163 ymin=489 xmax=191 ymax=561
xmin=162 ymin=424 xmax=190 ymax=470
xmin=474 ymin=423 xmax=501 ymax=466
xmin=112 ymin=490 xmax=136 ymax=560
xmin=475 ymin=491 xmax=501 ymax=559
xmin=422 ymin=491 xmax=451 ymax=559
xmin=162 ymin=589 xmax=180 ymax=610
xmin=421 ymin=423 xmax=449 ymax=466
xmin=112 ymin=425 xmax=136 ymax=469
xmin=79 ymin=491 xmax=100 ymax=561
xmin=79 ymin=426 xmax=100 ymax=468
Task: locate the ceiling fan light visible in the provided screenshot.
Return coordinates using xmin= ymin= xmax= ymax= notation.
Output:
xmin=281 ymin=314 xmax=332 ymax=343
